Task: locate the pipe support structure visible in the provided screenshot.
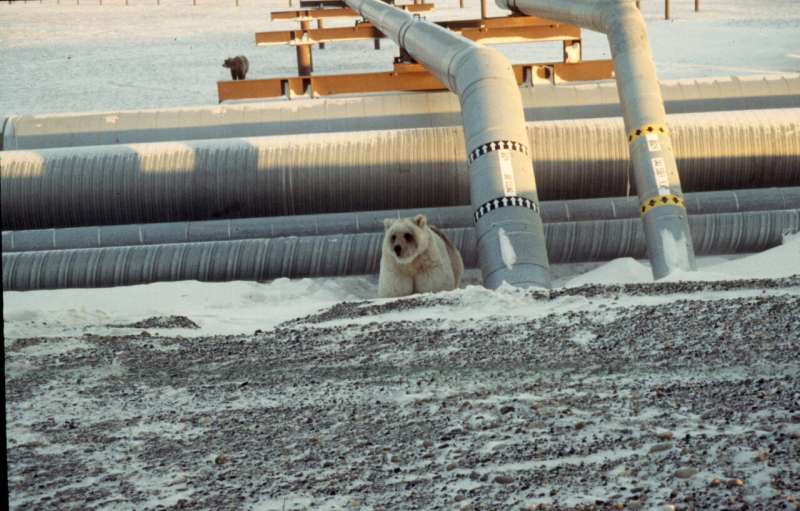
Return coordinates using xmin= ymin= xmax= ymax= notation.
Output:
xmin=497 ymin=0 xmax=697 ymax=279
xmin=344 ymin=0 xmax=550 ymax=289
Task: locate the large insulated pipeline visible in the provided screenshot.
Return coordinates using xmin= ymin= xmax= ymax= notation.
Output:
xmin=3 ymin=109 xmax=798 ymax=231
xmin=4 ymin=188 xmax=797 ymax=253
xmin=342 ymin=0 xmax=550 ymax=289
xmin=498 ymin=0 xmax=697 ymax=278
xmin=2 ymin=75 xmax=798 ymax=151
xmin=3 ymin=209 xmax=798 ymax=291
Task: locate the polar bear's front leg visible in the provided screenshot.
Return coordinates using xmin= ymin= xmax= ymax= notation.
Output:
xmin=378 ymin=259 xmax=414 ymax=298
xmin=413 ymin=264 xmax=455 ymax=294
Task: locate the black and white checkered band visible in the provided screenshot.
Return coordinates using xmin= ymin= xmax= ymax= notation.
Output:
xmin=473 ymin=196 xmax=540 ymax=223
xmin=468 ymin=140 xmax=529 ymax=164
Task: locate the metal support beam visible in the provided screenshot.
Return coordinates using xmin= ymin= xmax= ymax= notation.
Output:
xmin=317 ymin=19 xmax=326 ymax=49
xmin=270 ymin=2 xmax=433 ymax=20
xmin=217 ymin=60 xmax=614 ymax=101
xmin=296 ymin=20 xmax=314 ymax=75
xmin=255 ymin=16 xmax=580 ymax=46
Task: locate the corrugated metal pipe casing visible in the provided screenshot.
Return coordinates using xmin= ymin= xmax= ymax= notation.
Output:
xmin=2 ymin=110 xmax=798 ymax=232
xmin=346 ymin=0 xmax=550 ymax=289
xmin=4 ymin=188 xmax=797 ymax=253
xmin=3 ymin=209 xmax=798 ymax=291
xmin=2 ymin=75 xmax=799 ymax=151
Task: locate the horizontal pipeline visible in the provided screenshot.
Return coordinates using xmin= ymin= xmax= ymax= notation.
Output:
xmin=3 ymin=109 xmax=798 ymax=230
xmin=4 ymin=209 xmax=798 ymax=291
xmin=3 ymin=188 xmax=798 ymax=252
xmin=2 ymin=74 xmax=798 ymax=150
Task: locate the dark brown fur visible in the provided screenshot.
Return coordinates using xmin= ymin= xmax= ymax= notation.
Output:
xmin=223 ymin=56 xmax=249 ymax=81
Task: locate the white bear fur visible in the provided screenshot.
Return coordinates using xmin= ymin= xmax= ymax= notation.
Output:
xmin=378 ymin=214 xmax=464 ymax=298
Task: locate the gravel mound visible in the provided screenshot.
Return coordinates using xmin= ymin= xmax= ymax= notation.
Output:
xmin=109 ymin=315 xmax=200 ymax=329
xmin=5 ymin=282 xmax=799 ymax=510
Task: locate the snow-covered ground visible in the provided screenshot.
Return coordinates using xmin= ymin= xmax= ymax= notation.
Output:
xmin=3 ymin=1 xmax=800 ymax=510
xmin=4 ymin=236 xmax=800 ymax=340
xmin=1 ymin=0 xmax=799 ymax=116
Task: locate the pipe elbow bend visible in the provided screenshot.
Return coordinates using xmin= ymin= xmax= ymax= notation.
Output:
xmin=449 ymin=46 xmax=516 ymax=95
xmin=600 ymin=1 xmax=646 ymax=34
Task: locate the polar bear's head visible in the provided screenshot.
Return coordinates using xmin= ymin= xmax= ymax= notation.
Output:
xmin=383 ymin=215 xmax=431 ymax=263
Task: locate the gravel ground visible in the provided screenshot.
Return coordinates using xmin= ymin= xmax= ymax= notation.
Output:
xmin=5 ymin=278 xmax=800 ymax=510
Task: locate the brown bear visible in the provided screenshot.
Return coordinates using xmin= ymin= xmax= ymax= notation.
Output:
xmin=378 ymin=215 xmax=464 ymax=298
xmin=223 ymin=56 xmax=249 ymax=81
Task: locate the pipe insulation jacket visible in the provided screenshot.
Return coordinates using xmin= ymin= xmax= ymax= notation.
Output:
xmin=2 ymin=75 xmax=798 ymax=150
xmin=2 ymin=109 xmax=798 ymax=232
xmin=4 ymin=188 xmax=798 ymax=253
xmin=3 ymin=209 xmax=798 ymax=291
xmin=499 ymin=0 xmax=699 ymax=277
xmin=343 ymin=0 xmax=551 ymax=289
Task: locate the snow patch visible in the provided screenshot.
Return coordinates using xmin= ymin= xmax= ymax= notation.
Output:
xmin=497 ymin=228 xmax=517 ymax=270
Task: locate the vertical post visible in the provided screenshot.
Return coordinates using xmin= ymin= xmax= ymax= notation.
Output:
xmin=665 ymin=0 xmax=670 ymax=20
xmin=480 ymin=0 xmax=487 ymax=19
xmin=317 ymin=19 xmax=325 ymax=49
xmin=563 ymin=39 xmax=581 ymax=63
xmin=459 ymin=0 xmax=464 ymax=8
xmin=695 ymin=0 xmax=699 ymax=12
xmin=296 ymin=19 xmax=314 ymax=76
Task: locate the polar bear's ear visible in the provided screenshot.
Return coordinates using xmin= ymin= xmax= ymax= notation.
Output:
xmin=383 ymin=218 xmax=396 ymax=230
xmin=414 ymin=214 xmax=427 ymax=228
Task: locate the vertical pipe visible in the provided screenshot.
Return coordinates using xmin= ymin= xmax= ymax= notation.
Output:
xmin=344 ymin=0 xmax=551 ymax=289
xmin=296 ymin=45 xmax=314 ymax=75
xmin=297 ymin=20 xmax=314 ymax=75
xmin=665 ymin=0 xmax=670 ymax=20
xmin=481 ymin=0 xmax=488 ymax=19
xmin=695 ymin=0 xmax=699 ymax=12
xmin=496 ymin=0 xmax=697 ymax=279
xmin=318 ymin=19 xmax=326 ymax=49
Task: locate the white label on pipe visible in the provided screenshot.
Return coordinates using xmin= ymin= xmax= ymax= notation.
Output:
xmin=499 ymin=150 xmax=516 ymax=196
xmin=652 ymin=157 xmax=670 ymax=195
xmin=646 ymin=133 xmax=661 ymax=152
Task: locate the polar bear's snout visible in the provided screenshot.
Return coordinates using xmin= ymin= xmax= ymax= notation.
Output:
xmin=390 ymin=231 xmax=417 ymax=259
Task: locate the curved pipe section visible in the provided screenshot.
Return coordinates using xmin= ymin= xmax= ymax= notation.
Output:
xmin=2 ymin=110 xmax=798 ymax=231
xmin=345 ymin=0 xmax=549 ymax=289
xmin=499 ymin=0 xmax=697 ymax=278
xmin=4 ymin=209 xmax=798 ymax=291
xmin=3 ymin=188 xmax=797 ymax=253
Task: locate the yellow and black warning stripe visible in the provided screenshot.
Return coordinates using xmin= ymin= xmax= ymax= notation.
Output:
xmin=628 ymin=124 xmax=668 ymax=144
xmin=640 ymin=194 xmax=686 ymax=216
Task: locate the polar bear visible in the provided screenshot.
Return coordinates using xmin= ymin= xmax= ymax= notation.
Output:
xmin=378 ymin=215 xmax=464 ymax=298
